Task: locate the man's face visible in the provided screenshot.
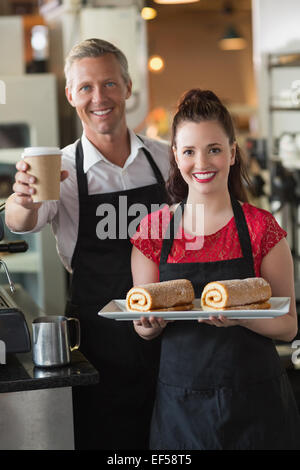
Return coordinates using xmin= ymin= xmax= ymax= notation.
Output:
xmin=65 ymin=54 xmax=132 ymax=139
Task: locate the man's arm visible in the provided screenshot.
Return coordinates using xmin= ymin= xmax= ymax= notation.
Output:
xmin=5 ymin=160 xmax=41 ymax=231
xmin=5 ymin=193 xmax=40 ymax=232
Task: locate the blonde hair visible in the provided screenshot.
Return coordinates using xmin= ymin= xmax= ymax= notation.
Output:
xmin=64 ymin=38 xmax=131 ymax=87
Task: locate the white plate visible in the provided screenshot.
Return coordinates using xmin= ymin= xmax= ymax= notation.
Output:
xmin=98 ymin=297 xmax=290 ymax=321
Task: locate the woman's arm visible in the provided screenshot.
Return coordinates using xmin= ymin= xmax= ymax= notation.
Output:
xmin=241 ymin=238 xmax=298 ymax=342
xmin=204 ymin=239 xmax=298 ymax=342
xmin=131 ymin=244 xmax=159 ymax=285
xmin=131 ymin=246 xmax=168 ymax=340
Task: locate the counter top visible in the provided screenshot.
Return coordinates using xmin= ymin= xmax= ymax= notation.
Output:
xmin=0 ymin=284 xmax=99 ymax=393
xmin=0 ymin=350 xmax=98 ymax=393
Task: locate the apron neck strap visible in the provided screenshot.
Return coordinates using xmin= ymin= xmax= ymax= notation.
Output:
xmin=137 ymin=136 xmax=165 ymax=186
xmin=75 ymin=139 xmax=88 ymax=198
xmin=159 ymin=199 xmax=185 ymax=265
xmin=159 ymin=195 xmax=254 ymax=268
xmin=230 ymin=194 xmax=255 ymax=266
xmin=141 ymin=147 xmax=165 ymax=186
xmin=75 ymin=137 xmax=165 ymax=198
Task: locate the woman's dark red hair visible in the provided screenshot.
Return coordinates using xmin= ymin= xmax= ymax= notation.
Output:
xmin=166 ymin=89 xmax=251 ymax=204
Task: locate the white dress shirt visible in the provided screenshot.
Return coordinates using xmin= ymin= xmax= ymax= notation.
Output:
xmin=21 ymin=131 xmax=170 ymax=272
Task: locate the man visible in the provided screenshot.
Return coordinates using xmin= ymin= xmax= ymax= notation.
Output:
xmin=5 ymin=38 xmax=169 ymax=449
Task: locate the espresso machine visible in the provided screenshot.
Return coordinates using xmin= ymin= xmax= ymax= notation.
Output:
xmin=0 ymin=211 xmax=31 ymax=354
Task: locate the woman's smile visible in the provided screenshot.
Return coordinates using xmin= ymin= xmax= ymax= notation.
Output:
xmin=192 ymin=171 xmax=217 ymax=183
xmin=173 ymin=120 xmax=236 ymax=199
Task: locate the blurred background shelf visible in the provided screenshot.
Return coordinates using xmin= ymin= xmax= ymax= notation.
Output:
xmin=0 ymin=148 xmax=23 ymax=164
xmin=0 ymin=71 xmax=67 ymax=314
xmin=0 ymin=251 xmax=39 ymax=272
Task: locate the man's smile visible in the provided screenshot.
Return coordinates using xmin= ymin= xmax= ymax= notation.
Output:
xmin=91 ymin=108 xmax=113 ymax=117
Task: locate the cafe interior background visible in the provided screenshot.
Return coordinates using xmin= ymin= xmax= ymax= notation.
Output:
xmin=0 ymin=0 xmax=300 ymax=440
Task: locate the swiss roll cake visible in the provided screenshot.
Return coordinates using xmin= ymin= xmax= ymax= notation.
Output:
xmin=201 ymin=278 xmax=272 ymax=311
xmin=126 ymin=279 xmax=195 ymax=312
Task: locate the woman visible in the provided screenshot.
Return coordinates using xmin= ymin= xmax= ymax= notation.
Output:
xmin=130 ymin=89 xmax=300 ymax=450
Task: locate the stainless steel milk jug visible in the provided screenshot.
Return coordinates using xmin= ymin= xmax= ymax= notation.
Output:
xmin=32 ymin=315 xmax=80 ymax=368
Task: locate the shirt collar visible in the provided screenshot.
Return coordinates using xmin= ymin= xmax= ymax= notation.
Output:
xmin=81 ymin=130 xmax=150 ymax=173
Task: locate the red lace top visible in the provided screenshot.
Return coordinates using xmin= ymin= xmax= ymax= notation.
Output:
xmin=130 ymin=203 xmax=287 ymax=277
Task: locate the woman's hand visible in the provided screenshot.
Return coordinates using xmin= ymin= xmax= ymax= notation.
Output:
xmin=198 ymin=315 xmax=240 ymax=327
xmin=133 ymin=316 xmax=172 ymax=340
xmin=134 ymin=315 xmax=168 ymax=329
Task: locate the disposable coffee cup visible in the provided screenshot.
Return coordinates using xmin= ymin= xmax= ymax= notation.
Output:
xmin=22 ymin=147 xmax=62 ymax=202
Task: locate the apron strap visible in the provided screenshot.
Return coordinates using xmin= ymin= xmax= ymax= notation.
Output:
xmin=159 ymin=200 xmax=184 ymax=265
xmin=159 ymin=196 xmax=255 ymax=274
xmin=142 ymin=148 xmax=166 ymax=186
xmin=75 ymin=136 xmax=166 ymax=199
xmin=75 ymin=139 xmax=89 ymax=198
xmin=230 ymin=194 xmax=255 ymax=269
xmin=71 ymin=140 xmax=85 ymax=271
xmin=137 ymin=136 xmax=166 ymax=186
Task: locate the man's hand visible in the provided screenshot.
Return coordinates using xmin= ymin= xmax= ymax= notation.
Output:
xmin=13 ymin=160 xmax=69 ymax=210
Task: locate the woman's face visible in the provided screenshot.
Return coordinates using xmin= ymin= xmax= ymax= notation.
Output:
xmin=173 ymin=120 xmax=236 ymax=199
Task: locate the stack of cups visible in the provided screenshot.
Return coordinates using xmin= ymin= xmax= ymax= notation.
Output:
xmin=291 ymin=80 xmax=300 ymax=107
xmin=21 ymin=147 xmax=62 ymax=202
xmin=279 ymin=134 xmax=299 ymax=166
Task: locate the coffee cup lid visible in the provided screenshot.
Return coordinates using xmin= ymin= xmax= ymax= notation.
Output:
xmin=22 ymin=147 xmax=62 ymax=158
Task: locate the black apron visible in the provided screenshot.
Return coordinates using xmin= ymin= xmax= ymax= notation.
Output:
xmin=67 ymin=139 xmax=166 ymax=450
xmin=150 ymin=196 xmax=300 ymax=450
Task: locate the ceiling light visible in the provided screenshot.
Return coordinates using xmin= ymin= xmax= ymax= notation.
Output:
xmin=148 ymin=55 xmax=165 ymax=72
xmin=219 ymin=26 xmax=246 ymax=51
xmin=141 ymin=6 xmax=157 ymax=20
xmin=141 ymin=1 xmax=158 ymax=20
xmin=154 ymin=0 xmax=200 ymax=4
